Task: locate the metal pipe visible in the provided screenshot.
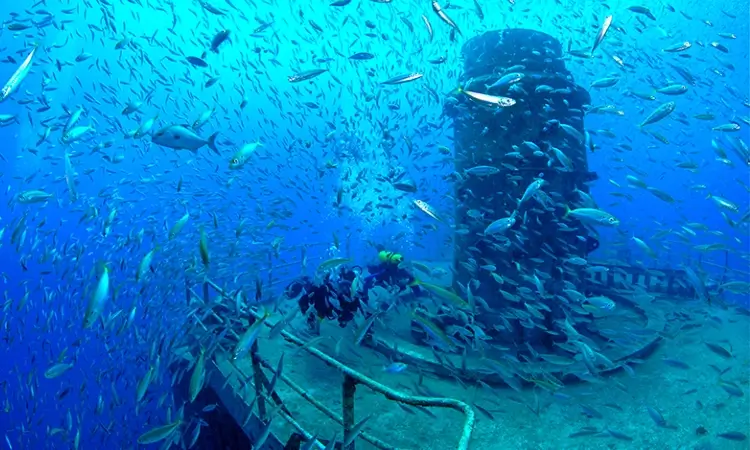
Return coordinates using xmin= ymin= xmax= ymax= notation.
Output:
xmin=250 ymin=340 xmax=267 ymax=419
xmin=253 ymin=354 xmax=396 ymax=450
xmin=342 ymin=374 xmax=357 ymax=450
xmin=209 ymin=358 xmax=327 ymax=450
xmin=205 ymin=278 xmax=476 ymax=450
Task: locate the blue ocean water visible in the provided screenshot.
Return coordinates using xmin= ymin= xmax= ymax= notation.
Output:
xmin=0 ymin=0 xmax=748 ymax=449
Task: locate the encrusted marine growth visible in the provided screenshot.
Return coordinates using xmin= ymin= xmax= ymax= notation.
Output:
xmin=446 ymin=29 xmax=597 ymax=349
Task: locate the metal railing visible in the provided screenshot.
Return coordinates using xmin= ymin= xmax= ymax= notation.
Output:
xmin=186 ymin=278 xmax=476 ymax=450
xmin=585 ymin=261 xmax=704 ymax=298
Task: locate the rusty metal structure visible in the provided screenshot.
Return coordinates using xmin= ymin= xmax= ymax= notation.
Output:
xmin=444 ymin=29 xmax=597 ymax=350
xmin=168 ymin=30 xmax=743 ymax=449
xmin=174 ymin=279 xmax=476 ymax=450
xmin=172 ymin=259 xmax=726 ymax=447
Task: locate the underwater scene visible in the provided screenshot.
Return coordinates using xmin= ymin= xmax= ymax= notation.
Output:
xmin=0 ymin=0 xmax=749 ymax=449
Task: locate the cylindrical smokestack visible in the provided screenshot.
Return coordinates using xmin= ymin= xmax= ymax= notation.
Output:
xmin=445 ymin=29 xmax=596 ymax=350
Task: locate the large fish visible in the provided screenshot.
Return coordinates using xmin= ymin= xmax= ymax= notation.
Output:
xmin=17 ymin=190 xmax=53 ymax=204
xmin=431 ymin=1 xmax=461 ymax=35
xmin=380 ymin=72 xmax=423 ymax=85
xmin=590 ymin=15 xmax=612 ymax=55
xmin=210 ymin=30 xmax=230 ymax=53
xmin=151 ymin=125 xmax=219 ymax=154
xmin=0 ymin=45 xmax=37 ymax=103
xmin=83 ymin=266 xmax=110 ymax=329
xmin=288 ymin=68 xmax=328 ymax=83
xmin=639 ymin=101 xmax=676 ymax=127
xmin=229 ymin=140 xmax=262 ymax=169
xmin=459 ymin=88 xmax=516 ymax=107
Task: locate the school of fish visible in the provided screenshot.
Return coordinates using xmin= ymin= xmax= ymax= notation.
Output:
xmin=0 ymin=0 xmax=748 ymax=448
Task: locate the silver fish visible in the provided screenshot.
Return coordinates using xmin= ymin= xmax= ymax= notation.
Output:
xmin=152 ymin=125 xmax=219 ymax=153
xmin=0 ymin=46 xmax=37 ymax=103
xmin=591 ymin=15 xmax=612 ymax=55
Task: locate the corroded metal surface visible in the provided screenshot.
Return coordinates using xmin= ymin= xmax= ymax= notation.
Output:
xmin=175 ymin=279 xmax=477 ymax=450
xmin=447 ymin=29 xmax=595 ymax=353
